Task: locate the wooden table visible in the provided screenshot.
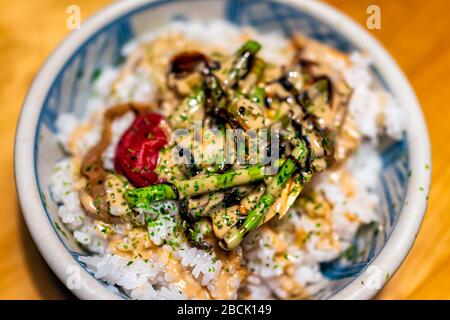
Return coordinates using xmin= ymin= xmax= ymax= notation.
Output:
xmin=0 ymin=0 xmax=448 ymax=299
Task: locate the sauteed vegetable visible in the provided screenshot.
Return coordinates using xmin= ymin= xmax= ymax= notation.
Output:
xmin=81 ymin=39 xmax=342 ymax=250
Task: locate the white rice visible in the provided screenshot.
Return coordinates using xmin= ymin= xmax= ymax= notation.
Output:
xmin=49 ymin=19 xmax=406 ymax=299
xmin=123 ymin=19 xmax=290 ymax=64
xmin=49 ymin=158 xmax=112 ymax=254
xmin=79 ymin=253 xmax=186 ymax=300
xmin=112 ymin=67 xmax=156 ymax=104
xmin=176 ymin=243 xmax=222 ymax=286
xmin=343 ymin=52 xmax=407 ymax=141
xmin=50 ymin=158 xmax=86 ymax=231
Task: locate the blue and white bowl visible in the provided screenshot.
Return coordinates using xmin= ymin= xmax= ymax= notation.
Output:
xmin=15 ymin=0 xmax=431 ymax=299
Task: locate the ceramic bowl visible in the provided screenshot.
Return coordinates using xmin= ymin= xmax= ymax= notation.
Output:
xmin=15 ymin=0 xmax=431 ymax=299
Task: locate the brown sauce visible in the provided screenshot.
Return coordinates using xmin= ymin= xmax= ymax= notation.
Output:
xmin=80 ymin=103 xmax=153 ymax=223
xmin=110 ymin=228 xmax=246 ymax=299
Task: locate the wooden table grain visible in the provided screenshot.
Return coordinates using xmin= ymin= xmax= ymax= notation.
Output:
xmin=0 ymin=0 xmax=448 ymax=300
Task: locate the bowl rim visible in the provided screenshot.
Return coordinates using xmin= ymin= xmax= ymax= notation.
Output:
xmin=14 ymin=0 xmax=431 ymax=300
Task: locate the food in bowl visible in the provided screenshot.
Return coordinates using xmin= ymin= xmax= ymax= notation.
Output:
xmin=48 ymin=19 xmax=406 ymax=299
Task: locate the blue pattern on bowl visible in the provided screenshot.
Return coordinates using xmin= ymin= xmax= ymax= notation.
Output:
xmin=34 ymin=0 xmax=409 ymax=299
